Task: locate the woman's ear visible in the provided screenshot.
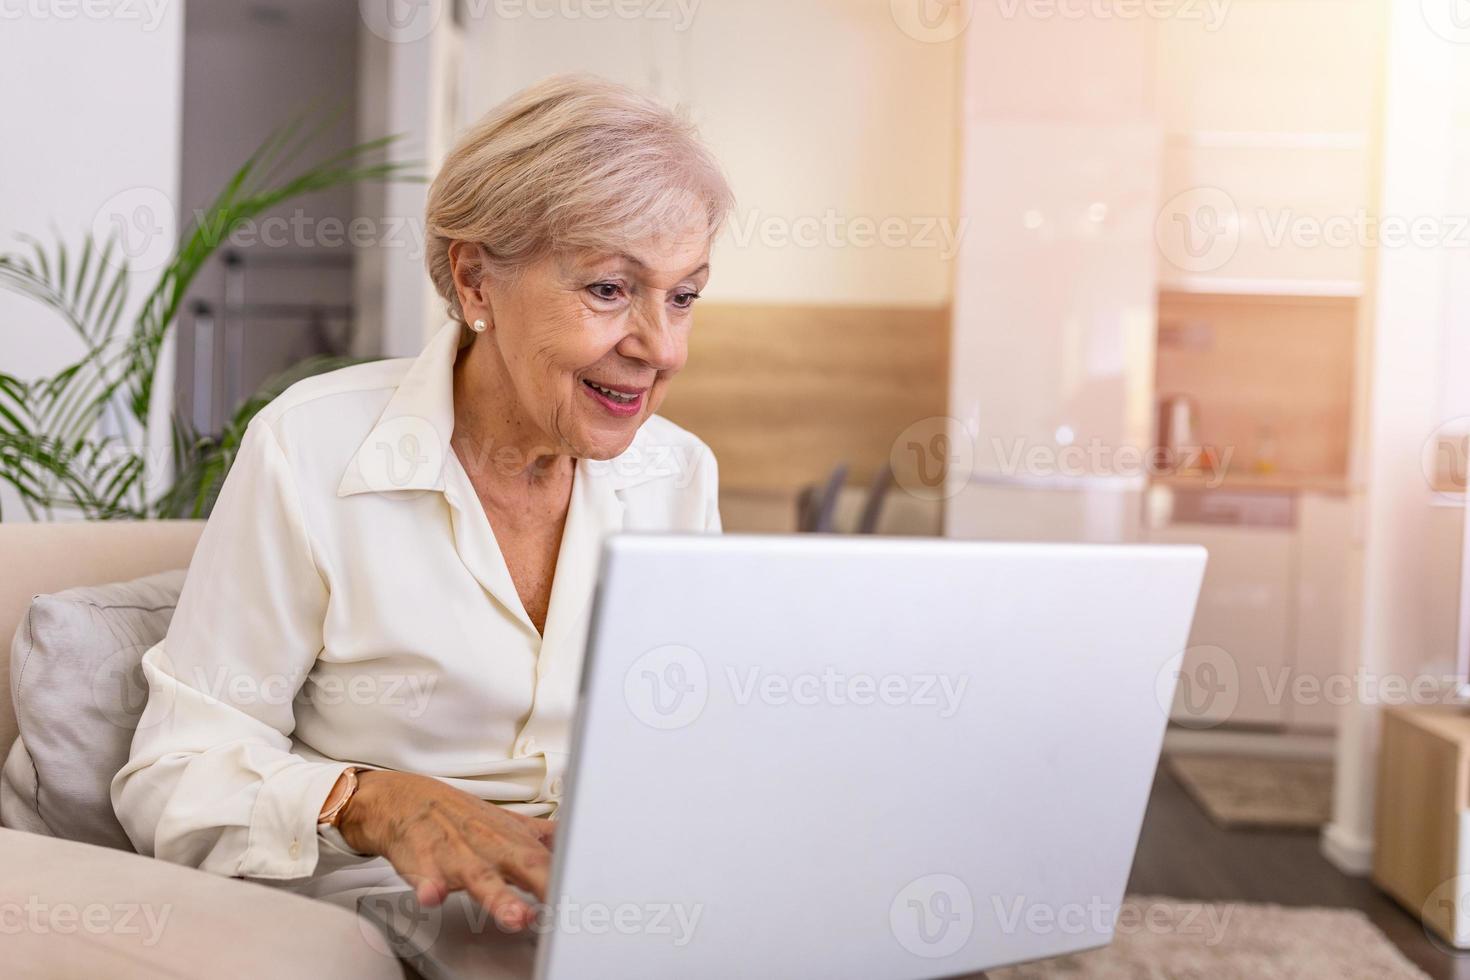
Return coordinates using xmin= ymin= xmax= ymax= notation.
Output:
xmin=448 ymin=240 xmax=493 ymax=327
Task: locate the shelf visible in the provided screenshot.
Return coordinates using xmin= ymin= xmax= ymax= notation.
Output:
xmin=1153 ymin=472 xmax=1351 ymax=496
xmin=1159 ymin=277 xmax=1363 ymax=299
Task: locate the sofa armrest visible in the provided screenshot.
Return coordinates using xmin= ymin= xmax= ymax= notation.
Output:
xmin=0 ymin=828 xmax=406 ymax=979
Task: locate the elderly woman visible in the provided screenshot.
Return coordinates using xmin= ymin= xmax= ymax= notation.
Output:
xmin=111 ymin=75 xmax=733 ymax=931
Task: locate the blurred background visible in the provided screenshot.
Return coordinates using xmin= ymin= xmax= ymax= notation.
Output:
xmin=7 ymin=0 xmax=1470 ymax=973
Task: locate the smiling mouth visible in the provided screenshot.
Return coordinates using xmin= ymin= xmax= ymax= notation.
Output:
xmin=583 ymin=379 xmax=641 ymax=404
xmin=582 ymin=378 xmax=647 ymax=418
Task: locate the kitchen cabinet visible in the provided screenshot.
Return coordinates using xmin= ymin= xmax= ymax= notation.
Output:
xmin=1148 ymin=489 xmax=1352 ymax=731
xmin=1159 ymin=139 xmax=1370 ymax=290
xmin=1373 ymin=705 xmax=1470 ymax=949
xmin=1153 ymin=0 xmax=1382 ymax=296
xmin=1149 ymin=520 xmax=1296 ymax=727
xmin=943 ymin=8 xmax=1159 ymax=543
xmin=1293 ymin=493 xmax=1354 ymax=729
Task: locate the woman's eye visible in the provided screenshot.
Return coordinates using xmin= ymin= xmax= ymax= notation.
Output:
xmin=587 ymin=282 xmax=623 ymax=302
xmin=671 ymin=291 xmax=700 ymax=309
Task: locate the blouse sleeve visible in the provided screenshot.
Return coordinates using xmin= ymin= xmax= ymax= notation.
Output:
xmin=701 ymin=444 xmax=722 ymax=533
xmin=110 ymin=416 xmax=351 ymax=880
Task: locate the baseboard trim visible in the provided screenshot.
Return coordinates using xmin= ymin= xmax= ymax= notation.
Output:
xmin=1163 ymin=726 xmax=1337 ymax=761
xmin=1322 ymin=821 xmax=1374 ymax=876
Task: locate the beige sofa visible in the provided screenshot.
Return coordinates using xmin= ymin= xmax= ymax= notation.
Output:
xmin=0 ymin=521 xmax=405 ymax=980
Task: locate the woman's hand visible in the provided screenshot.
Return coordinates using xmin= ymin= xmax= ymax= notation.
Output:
xmin=338 ymin=769 xmax=556 ymax=931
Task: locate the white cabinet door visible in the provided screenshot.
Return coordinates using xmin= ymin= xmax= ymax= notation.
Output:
xmin=1291 ymin=493 xmax=1352 ymax=729
xmin=1153 ymin=0 xmax=1381 ymax=293
xmin=948 ymin=120 xmax=1161 ymax=481
xmin=943 ymin=119 xmax=1161 ymax=542
xmin=1149 ymin=524 xmax=1296 ymax=727
xmin=944 ymin=1 xmax=1159 ymax=542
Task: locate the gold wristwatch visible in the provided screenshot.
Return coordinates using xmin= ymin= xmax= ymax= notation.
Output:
xmin=317 ymin=767 xmax=363 ymax=855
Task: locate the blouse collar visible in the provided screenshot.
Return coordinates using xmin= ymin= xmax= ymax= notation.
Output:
xmin=336 ymin=319 xmax=671 ymax=499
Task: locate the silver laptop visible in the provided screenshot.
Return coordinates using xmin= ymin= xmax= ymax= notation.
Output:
xmin=360 ymin=534 xmax=1206 ymax=980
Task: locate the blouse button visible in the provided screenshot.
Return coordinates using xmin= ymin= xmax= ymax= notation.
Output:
xmin=289 ymin=840 xmax=301 ymax=860
xmin=517 ymin=736 xmax=538 ymax=757
xmin=550 ymin=777 xmax=564 ymax=797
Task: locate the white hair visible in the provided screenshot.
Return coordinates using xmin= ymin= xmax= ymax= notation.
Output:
xmin=425 ymin=74 xmax=735 ymax=322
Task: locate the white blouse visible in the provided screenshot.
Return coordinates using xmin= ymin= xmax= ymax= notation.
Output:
xmin=111 ymin=319 xmax=721 ymax=884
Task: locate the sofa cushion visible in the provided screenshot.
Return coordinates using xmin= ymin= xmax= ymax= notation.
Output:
xmin=2 ymin=568 xmax=185 ymax=847
xmin=0 ymin=736 xmax=52 ymax=836
xmin=0 ymin=827 xmax=406 ymax=980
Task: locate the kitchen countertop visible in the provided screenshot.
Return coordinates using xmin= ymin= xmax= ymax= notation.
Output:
xmin=1151 ymin=471 xmax=1352 ymax=495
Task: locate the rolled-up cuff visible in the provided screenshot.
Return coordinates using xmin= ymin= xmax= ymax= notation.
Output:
xmin=537 ymin=750 xmax=567 ymax=808
xmin=239 ymin=760 xmax=354 ymax=880
xmin=318 ymin=823 xmax=370 ymax=859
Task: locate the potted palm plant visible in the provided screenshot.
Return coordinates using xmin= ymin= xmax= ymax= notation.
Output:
xmin=0 ymin=117 xmax=417 ymax=521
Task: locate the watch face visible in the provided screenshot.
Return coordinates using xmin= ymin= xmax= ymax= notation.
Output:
xmin=320 ymin=768 xmax=357 ymax=826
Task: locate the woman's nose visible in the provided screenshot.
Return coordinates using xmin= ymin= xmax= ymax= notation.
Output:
xmin=620 ymin=303 xmax=686 ymax=371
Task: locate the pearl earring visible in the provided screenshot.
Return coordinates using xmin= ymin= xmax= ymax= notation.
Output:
xmin=471 ymin=318 xmax=487 ymax=333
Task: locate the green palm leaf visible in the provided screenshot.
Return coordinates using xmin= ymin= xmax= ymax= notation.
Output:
xmin=0 ymin=112 xmax=418 ymax=521
xmin=160 ymin=354 xmax=374 ymax=519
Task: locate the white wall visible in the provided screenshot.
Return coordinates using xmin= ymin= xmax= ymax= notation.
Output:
xmin=454 ymin=0 xmax=960 ymax=308
xmin=1325 ymin=1 xmax=1470 ymax=875
xmin=354 ymin=9 xmax=463 ymax=356
xmin=0 ymin=4 xmax=184 ymax=520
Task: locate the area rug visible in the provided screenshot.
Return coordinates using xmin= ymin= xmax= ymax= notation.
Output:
xmin=989 ymin=896 xmax=1428 ymax=980
xmin=1165 ymin=753 xmax=1334 ymax=830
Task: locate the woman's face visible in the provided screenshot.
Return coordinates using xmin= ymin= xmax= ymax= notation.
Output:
xmin=458 ymin=215 xmax=711 ymax=462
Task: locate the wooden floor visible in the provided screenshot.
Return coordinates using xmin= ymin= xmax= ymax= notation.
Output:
xmin=1127 ymin=766 xmax=1470 ymax=979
